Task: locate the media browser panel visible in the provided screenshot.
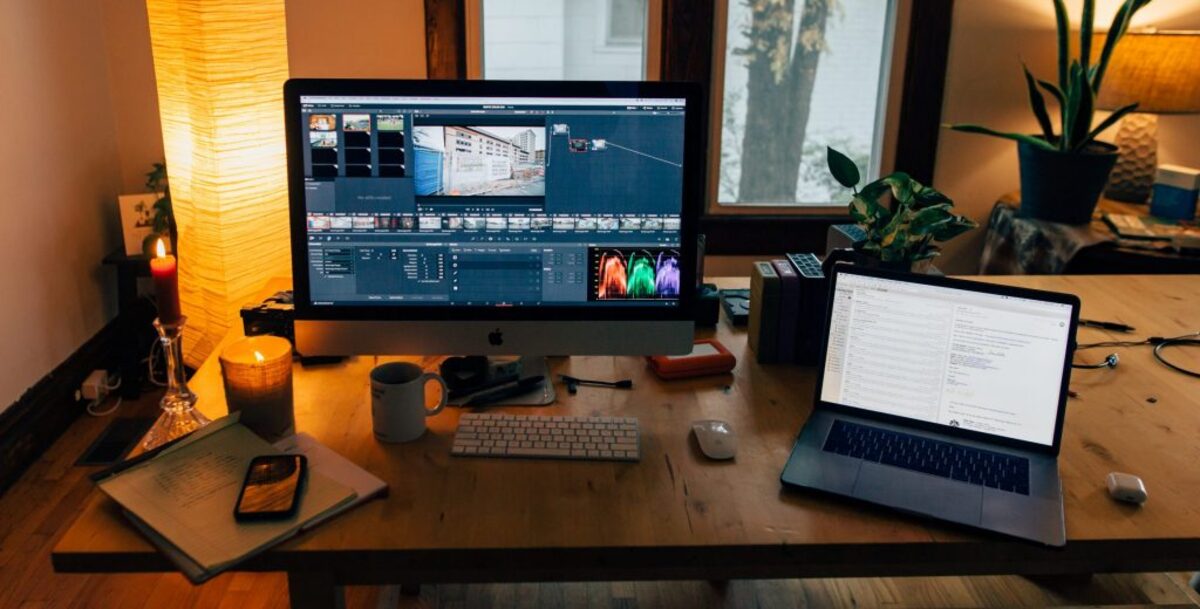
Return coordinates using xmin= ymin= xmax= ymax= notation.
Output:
xmin=298 ymin=95 xmax=686 ymax=308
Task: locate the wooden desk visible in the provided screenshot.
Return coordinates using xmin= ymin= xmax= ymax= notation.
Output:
xmin=53 ymin=275 xmax=1200 ymax=609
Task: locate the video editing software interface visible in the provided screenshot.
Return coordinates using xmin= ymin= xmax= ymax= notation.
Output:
xmin=299 ymin=94 xmax=686 ymax=308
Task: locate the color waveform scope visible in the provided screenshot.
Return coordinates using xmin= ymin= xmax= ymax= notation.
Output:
xmin=596 ymin=249 xmax=681 ymax=299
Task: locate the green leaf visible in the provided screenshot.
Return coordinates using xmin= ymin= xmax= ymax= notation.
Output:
xmin=1092 ymin=0 xmax=1149 ymax=92
xmin=882 ymin=172 xmax=914 ymax=205
xmin=1085 ymin=102 xmax=1139 ymax=143
xmin=1052 ymin=0 xmax=1070 ymax=88
xmin=947 ymin=124 xmax=1057 ymax=151
xmin=928 ymin=216 xmax=978 ymax=241
xmin=1023 ymin=63 xmax=1055 ymax=142
xmin=859 ymin=179 xmax=891 ymax=201
xmin=826 ymin=146 xmax=861 ymax=190
xmin=849 ymin=194 xmax=888 ymax=229
xmin=1037 ymin=79 xmax=1064 ymax=106
xmin=912 ymin=184 xmax=953 ymax=209
xmin=1069 ymin=62 xmax=1095 ymax=151
xmin=908 ymin=205 xmax=954 ymax=235
xmin=1080 ymin=0 xmax=1094 ymax=77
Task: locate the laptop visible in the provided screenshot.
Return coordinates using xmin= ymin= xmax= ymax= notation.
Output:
xmin=780 ymin=265 xmax=1080 ymax=546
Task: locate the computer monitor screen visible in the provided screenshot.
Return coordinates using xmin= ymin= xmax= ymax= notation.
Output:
xmin=818 ymin=270 xmax=1075 ymax=446
xmin=285 ymin=81 xmax=701 ymax=356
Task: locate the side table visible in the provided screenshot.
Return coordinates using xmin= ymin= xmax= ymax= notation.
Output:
xmin=101 ymin=249 xmax=156 ymax=398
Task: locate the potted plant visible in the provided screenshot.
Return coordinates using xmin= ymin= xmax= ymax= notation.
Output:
xmin=140 ymin=162 xmax=176 ymax=257
xmin=827 ymin=147 xmax=977 ymax=271
xmin=949 ymin=0 xmax=1151 ymax=225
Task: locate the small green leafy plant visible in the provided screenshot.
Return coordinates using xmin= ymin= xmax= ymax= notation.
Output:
xmin=827 ymin=147 xmax=977 ymax=264
xmin=145 ymin=162 xmax=172 ymax=234
xmin=950 ymin=0 xmax=1151 ymax=153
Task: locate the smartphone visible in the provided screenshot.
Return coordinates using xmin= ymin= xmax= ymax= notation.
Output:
xmin=234 ymin=454 xmax=307 ymax=521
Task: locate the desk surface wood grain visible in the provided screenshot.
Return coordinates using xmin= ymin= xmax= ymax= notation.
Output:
xmin=53 ymin=275 xmax=1200 ymax=584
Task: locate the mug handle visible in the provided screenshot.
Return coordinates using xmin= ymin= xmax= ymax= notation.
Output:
xmin=422 ymin=373 xmax=448 ymax=416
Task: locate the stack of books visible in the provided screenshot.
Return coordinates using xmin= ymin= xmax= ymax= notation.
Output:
xmin=748 ymin=253 xmax=828 ymax=365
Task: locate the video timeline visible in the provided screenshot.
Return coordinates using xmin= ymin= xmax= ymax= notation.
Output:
xmin=308 ymin=213 xmax=680 ymax=233
xmin=590 ymin=248 xmax=681 ymax=300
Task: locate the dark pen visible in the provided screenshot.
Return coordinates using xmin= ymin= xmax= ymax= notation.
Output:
xmin=88 ymin=431 xmax=193 ymax=482
xmin=1079 ymin=319 xmax=1135 ymax=333
xmin=463 ymin=376 xmax=545 ymax=407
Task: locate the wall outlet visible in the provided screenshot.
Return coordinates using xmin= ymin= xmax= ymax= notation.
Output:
xmin=79 ymin=370 xmax=110 ymax=402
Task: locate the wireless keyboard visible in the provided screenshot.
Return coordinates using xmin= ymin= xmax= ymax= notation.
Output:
xmin=451 ymin=413 xmax=640 ymax=461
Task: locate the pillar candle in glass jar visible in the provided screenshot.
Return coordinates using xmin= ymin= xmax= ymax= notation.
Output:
xmin=219 ymin=336 xmax=295 ymax=440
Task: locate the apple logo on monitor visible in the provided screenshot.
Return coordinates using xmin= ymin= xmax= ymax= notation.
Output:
xmin=488 ymin=329 xmax=504 ymax=346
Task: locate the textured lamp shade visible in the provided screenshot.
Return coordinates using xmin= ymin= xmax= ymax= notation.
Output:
xmin=146 ymin=0 xmax=291 ymax=366
xmin=1093 ymin=31 xmax=1200 ymax=202
xmin=1095 ymin=31 xmax=1200 ymax=113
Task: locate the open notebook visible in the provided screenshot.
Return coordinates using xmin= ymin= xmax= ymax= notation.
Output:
xmin=96 ymin=417 xmax=386 ymax=583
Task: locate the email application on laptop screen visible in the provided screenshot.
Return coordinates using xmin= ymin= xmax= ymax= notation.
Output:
xmin=819 ymin=272 xmax=1074 ymax=446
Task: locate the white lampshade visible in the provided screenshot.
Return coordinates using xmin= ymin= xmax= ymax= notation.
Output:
xmin=146 ymin=0 xmax=292 ymax=366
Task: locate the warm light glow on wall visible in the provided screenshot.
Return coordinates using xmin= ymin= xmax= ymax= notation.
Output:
xmin=146 ymin=0 xmax=291 ymax=366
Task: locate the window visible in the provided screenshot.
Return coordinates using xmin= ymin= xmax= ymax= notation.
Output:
xmin=478 ymin=0 xmax=652 ymax=80
xmin=714 ymin=0 xmax=897 ymax=208
xmin=607 ymin=0 xmax=645 ymax=45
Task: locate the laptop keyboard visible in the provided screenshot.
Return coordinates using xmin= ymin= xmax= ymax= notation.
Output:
xmin=822 ymin=420 xmax=1030 ymax=495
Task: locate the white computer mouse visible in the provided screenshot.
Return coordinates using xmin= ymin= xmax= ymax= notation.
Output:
xmin=692 ymin=419 xmax=737 ymax=460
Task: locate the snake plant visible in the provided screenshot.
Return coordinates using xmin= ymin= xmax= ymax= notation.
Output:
xmin=950 ymin=0 xmax=1151 ymax=153
xmin=827 ymin=147 xmax=977 ymax=263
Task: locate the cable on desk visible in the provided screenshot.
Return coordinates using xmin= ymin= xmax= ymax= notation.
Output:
xmin=1074 ymin=331 xmax=1200 ymax=378
xmin=1152 ymin=334 xmax=1200 ymax=378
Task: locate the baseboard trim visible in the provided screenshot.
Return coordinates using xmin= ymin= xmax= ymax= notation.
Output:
xmin=0 ymin=317 xmax=122 ymax=495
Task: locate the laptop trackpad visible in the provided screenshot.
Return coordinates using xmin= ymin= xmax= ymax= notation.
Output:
xmin=852 ymin=462 xmax=983 ymax=526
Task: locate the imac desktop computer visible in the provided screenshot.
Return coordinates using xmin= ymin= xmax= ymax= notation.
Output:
xmin=284 ymin=80 xmax=703 ymax=358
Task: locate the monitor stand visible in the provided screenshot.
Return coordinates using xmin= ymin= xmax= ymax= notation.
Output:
xmin=443 ymin=355 xmax=556 ymax=407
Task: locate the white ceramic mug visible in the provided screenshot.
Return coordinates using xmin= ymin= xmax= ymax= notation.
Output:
xmin=370 ymin=362 xmax=447 ymax=443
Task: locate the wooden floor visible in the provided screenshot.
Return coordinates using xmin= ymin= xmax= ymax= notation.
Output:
xmin=3 ymin=393 xmax=1198 ymax=609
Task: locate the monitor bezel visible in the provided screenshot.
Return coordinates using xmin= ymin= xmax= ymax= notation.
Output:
xmin=284 ymin=79 xmax=702 ymax=322
xmin=812 ymin=265 xmax=1080 ymax=456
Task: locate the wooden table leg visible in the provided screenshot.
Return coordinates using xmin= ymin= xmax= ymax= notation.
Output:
xmin=287 ymin=570 xmax=345 ymax=609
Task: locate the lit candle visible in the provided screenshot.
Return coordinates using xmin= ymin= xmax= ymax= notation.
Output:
xmin=149 ymin=238 xmax=182 ymax=324
xmin=219 ymin=335 xmax=295 ymax=440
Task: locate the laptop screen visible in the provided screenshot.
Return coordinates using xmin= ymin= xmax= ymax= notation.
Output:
xmin=819 ymin=271 xmax=1074 ymax=446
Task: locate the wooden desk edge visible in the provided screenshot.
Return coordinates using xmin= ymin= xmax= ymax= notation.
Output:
xmin=52 ymin=537 xmax=1200 ymax=582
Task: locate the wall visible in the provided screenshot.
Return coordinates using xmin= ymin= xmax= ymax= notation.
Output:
xmin=97 ymin=0 xmax=429 ymax=195
xmin=0 ymin=0 xmax=428 ymax=412
xmin=102 ymin=0 xmax=164 ymax=193
xmin=0 ymin=0 xmax=124 ymax=412
xmin=286 ymin=0 xmax=427 ymax=78
xmin=934 ymin=0 xmax=1200 ymax=273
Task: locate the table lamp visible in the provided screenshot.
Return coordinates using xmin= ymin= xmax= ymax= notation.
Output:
xmin=1095 ymin=30 xmax=1200 ymax=203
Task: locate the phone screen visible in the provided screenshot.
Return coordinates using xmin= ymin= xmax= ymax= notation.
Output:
xmin=235 ymin=455 xmax=305 ymax=520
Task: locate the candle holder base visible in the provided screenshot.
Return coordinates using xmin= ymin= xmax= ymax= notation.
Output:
xmin=142 ymin=403 xmax=211 ymax=451
xmin=141 ymin=316 xmax=210 ymax=450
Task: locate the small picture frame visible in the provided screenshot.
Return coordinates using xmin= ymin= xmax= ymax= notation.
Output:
xmin=118 ymin=193 xmax=165 ymax=256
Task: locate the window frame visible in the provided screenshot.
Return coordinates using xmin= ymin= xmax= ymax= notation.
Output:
xmin=424 ymin=0 xmax=955 ymax=255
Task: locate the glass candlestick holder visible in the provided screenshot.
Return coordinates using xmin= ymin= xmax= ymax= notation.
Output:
xmin=141 ymin=316 xmax=210 ymax=450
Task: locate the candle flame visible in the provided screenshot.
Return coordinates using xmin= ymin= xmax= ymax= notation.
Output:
xmin=253 ymin=350 xmax=265 ymax=364
xmin=156 ymin=238 xmax=167 ymax=259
